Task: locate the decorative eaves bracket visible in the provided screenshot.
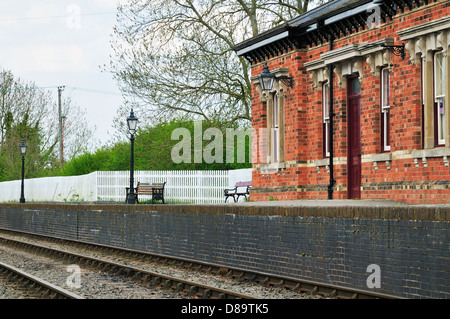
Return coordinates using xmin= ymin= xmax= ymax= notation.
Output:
xmin=398 ymin=15 xmax=450 ymax=64
xmin=305 ymin=38 xmax=395 ymax=90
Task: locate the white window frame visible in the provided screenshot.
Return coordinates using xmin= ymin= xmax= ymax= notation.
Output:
xmin=381 ymin=68 xmax=391 ymax=152
xmin=323 ymin=83 xmax=330 ymax=157
xmin=272 ymin=94 xmax=279 ymax=163
xmin=434 ymin=51 xmax=446 ymax=146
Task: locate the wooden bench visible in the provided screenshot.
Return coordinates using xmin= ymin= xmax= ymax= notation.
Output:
xmin=224 ymin=181 xmax=251 ymax=203
xmin=127 ymin=182 xmax=166 ymax=204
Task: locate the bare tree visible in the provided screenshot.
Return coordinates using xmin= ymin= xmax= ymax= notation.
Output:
xmin=106 ymin=0 xmax=313 ymax=127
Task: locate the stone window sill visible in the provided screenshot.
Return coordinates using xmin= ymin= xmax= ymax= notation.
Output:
xmin=260 ymin=162 xmax=286 ymax=176
xmin=315 ymin=158 xmax=330 ymax=173
xmin=371 ymin=153 xmax=392 ymax=170
xmin=412 ymin=148 xmax=450 ymax=167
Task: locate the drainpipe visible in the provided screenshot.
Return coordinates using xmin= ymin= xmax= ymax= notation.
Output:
xmin=328 ymin=34 xmax=335 ymax=200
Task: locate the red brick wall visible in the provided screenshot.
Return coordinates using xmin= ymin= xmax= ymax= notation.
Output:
xmin=250 ymin=1 xmax=450 ymax=204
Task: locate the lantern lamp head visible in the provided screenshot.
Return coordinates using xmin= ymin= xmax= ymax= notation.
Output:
xmin=127 ymin=108 xmax=138 ymax=135
xmin=258 ymin=62 xmax=275 ymax=92
xmin=20 ymin=140 xmax=27 ymax=155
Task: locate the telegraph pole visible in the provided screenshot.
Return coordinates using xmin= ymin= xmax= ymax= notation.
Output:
xmin=58 ymin=86 xmax=65 ymax=165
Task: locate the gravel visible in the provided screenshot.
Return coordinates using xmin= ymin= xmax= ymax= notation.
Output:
xmin=0 ymin=231 xmax=327 ymax=299
xmin=0 ymin=245 xmax=181 ymax=299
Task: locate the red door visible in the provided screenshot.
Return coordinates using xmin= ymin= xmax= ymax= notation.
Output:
xmin=347 ymin=77 xmax=361 ymax=199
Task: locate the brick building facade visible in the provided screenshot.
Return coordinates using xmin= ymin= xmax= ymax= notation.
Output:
xmin=235 ymin=0 xmax=450 ymax=204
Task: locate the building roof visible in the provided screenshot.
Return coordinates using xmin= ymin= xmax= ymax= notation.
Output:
xmin=288 ymin=0 xmax=367 ymax=27
xmin=234 ymin=0 xmax=419 ymax=63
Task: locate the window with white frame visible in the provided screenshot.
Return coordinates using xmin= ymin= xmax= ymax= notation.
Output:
xmin=381 ymin=68 xmax=391 ymax=152
xmin=264 ymin=88 xmax=285 ymax=165
xmin=323 ymin=83 xmax=330 ymax=157
xmin=272 ymin=94 xmax=279 ymax=163
xmin=434 ymin=51 xmax=446 ymax=146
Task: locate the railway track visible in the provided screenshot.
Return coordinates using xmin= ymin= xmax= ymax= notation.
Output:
xmin=0 ymin=228 xmax=400 ymax=299
xmin=0 ymin=231 xmax=256 ymax=299
xmin=0 ymin=260 xmax=83 ymax=299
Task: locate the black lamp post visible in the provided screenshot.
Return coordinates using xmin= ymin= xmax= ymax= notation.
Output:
xmin=126 ymin=108 xmax=138 ymax=204
xmin=19 ymin=140 xmax=27 ymax=203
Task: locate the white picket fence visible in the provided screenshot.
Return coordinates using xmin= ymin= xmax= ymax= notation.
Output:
xmin=0 ymin=169 xmax=252 ymax=204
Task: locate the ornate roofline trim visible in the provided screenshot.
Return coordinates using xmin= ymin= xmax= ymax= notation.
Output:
xmin=305 ymin=38 xmax=393 ymax=89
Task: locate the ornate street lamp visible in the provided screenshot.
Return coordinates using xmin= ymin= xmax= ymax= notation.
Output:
xmin=126 ymin=109 xmax=138 ymax=204
xmin=258 ymin=61 xmax=293 ymax=92
xmin=258 ymin=62 xmax=275 ymax=92
xmin=19 ymin=140 xmax=27 ymax=203
xmin=127 ymin=109 xmax=138 ymax=135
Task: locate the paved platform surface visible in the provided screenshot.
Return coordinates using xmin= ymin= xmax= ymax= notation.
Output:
xmin=225 ymin=199 xmax=450 ymax=208
xmin=27 ymin=199 xmax=450 ymax=208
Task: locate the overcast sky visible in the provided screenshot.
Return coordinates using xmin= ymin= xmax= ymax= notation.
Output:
xmin=0 ymin=0 xmax=127 ymax=149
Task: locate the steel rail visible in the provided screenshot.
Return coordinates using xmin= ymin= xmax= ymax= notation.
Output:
xmin=0 ymin=235 xmax=255 ymax=300
xmin=0 ymin=228 xmax=402 ymax=299
xmin=0 ymin=261 xmax=84 ymax=299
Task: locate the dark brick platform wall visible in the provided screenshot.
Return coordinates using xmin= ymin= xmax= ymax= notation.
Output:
xmin=0 ymin=203 xmax=448 ymax=298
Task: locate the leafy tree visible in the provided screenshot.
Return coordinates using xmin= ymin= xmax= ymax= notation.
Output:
xmin=0 ymin=111 xmax=44 ymax=180
xmin=0 ymin=69 xmax=94 ymax=181
xmin=57 ymin=119 xmax=251 ymax=176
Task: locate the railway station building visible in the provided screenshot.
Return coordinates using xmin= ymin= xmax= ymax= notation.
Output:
xmin=235 ymin=0 xmax=450 ymax=204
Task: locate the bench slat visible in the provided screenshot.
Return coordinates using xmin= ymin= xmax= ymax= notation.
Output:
xmin=128 ymin=182 xmax=166 ymax=204
xmin=235 ymin=181 xmax=251 ymax=187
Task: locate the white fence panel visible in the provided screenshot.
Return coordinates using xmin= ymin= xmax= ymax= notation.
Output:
xmin=96 ymin=169 xmax=250 ymax=203
xmin=0 ymin=172 xmax=97 ymax=202
xmin=96 ymin=171 xmax=130 ymax=202
xmin=0 ymin=169 xmax=252 ymax=204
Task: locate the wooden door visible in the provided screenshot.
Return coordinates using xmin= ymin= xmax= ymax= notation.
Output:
xmin=347 ymin=77 xmax=361 ymax=199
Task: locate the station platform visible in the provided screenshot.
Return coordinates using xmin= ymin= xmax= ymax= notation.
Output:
xmin=223 ymin=199 xmax=450 ymax=208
